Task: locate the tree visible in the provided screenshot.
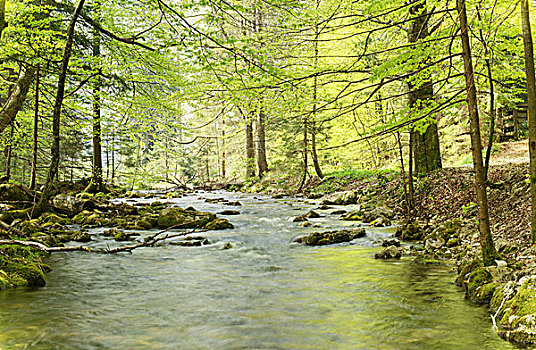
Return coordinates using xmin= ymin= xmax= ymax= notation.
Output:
xmin=407 ymin=1 xmax=442 ymax=174
xmin=85 ymin=0 xmax=105 ymax=193
xmin=457 ymin=0 xmax=498 ymax=265
xmin=33 ymin=0 xmax=86 ymax=216
xmin=521 ymin=0 xmax=536 ymax=243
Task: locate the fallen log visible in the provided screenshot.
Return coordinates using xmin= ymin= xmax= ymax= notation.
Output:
xmin=0 ymin=225 xmax=206 ymax=254
xmin=0 ymin=239 xmax=90 ymax=252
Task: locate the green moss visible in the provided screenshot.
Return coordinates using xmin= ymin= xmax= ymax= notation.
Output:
xmin=157 ymin=208 xmax=216 ymax=229
xmin=0 ymin=256 xmax=46 ymax=287
xmin=472 ymin=282 xmax=500 ymax=304
xmin=466 ymin=268 xmax=492 ymax=300
xmin=412 ymin=254 xmax=443 ymax=264
xmin=204 ymin=218 xmax=234 ymax=230
xmin=114 ymin=231 xmax=130 ymax=241
xmin=455 ymin=259 xmax=482 ymax=285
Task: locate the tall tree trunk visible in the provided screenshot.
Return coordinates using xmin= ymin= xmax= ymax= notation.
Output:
xmin=256 ymin=107 xmax=268 ymax=177
xmin=521 ymin=0 xmax=536 ymax=243
xmin=85 ymin=0 xmax=105 ymax=193
xmin=0 ymin=65 xmax=36 ymax=133
xmin=458 ymin=0 xmax=497 ymax=265
xmin=245 ymin=115 xmax=255 ymax=178
xmin=477 ymin=8 xmax=496 ymax=182
xmin=408 ymin=128 xmax=415 ymax=211
xmin=30 ymin=64 xmax=39 ymax=189
xmin=4 ymin=123 xmax=13 ymax=181
xmin=297 ymin=117 xmax=308 ymax=193
xmin=311 ymin=18 xmax=323 ymax=179
xmin=311 ymin=121 xmax=323 ymax=178
xmin=4 ymin=69 xmax=14 ymax=181
xmin=221 ymin=117 xmax=226 ymax=179
xmin=407 ymin=0 xmax=442 ymax=174
xmin=0 ymin=0 xmax=6 ymax=39
xmin=33 ymin=0 xmax=86 ymax=217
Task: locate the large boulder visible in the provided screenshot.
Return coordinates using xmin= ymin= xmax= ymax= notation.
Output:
xmin=157 ymin=207 xmax=216 ymax=229
xmin=0 ymin=184 xmax=32 ymax=202
xmin=294 ymin=228 xmax=365 ymax=246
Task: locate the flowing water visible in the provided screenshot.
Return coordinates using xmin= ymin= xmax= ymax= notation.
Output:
xmin=0 ymin=192 xmax=519 ymax=349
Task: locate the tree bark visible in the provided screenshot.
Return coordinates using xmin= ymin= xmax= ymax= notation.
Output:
xmin=407 ymin=0 xmax=442 ymax=174
xmin=0 ymin=65 xmax=36 ymax=133
xmin=458 ymin=0 xmax=497 ymax=265
xmin=30 ymin=64 xmax=39 ymax=190
xmin=256 ymin=107 xmax=268 ymax=177
xmin=0 ymin=0 xmax=6 ymax=39
xmin=4 ymin=123 xmax=13 ymax=180
xmin=221 ymin=117 xmax=226 ymax=179
xmin=521 ymin=0 xmax=536 ymax=243
xmin=245 ymin=115 xmax=256 ymax=178
xmin=33 ymin=0 xmax=86 ymax=217
xmin=85 ymin=0 xmax=105 ymax=193
xmin=297 ymin=117 xmax=308 ymax=193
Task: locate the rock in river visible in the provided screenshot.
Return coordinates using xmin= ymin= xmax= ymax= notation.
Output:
xmin=294 ymin=228 xmax=366 ymax=246
xmin=374 ymin=246 xmax=401 ymax=259
xmin=157 ymin=207 xmax=216 ymax=229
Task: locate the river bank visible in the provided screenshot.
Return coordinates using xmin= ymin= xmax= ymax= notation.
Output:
xmin=294 ymin=163 xmax=536 ymax=346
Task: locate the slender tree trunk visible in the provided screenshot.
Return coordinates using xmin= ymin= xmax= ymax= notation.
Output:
xmin=297 ymin=118 xmax=308 ymax=193
xmin=30 ymin=64 xmax=40 ymax=190
xmin=483 ymin=58 xmax=495 ymax=181
xmin=408 ymin=128 xmax=415 ymax=210
xmin=221 ymin=117 xmax=226 ymax=179
xmin=397 ymin=132 xmax=410 ymax=214
xmin=4 ymin=123 xmax=13 ymax=181
xmin=407 ymin=0 xmax=442 ymax=174
xmin=458 ymin=0 xmax=497 ymax=265
xmin=85 ymin=0 xmax=105 ymax=193
xmin=33 ymin=0 xmax=86 ymax=217
xmin=521 ymin=0 xmax=536 ymax=243
xmin=0 ymin=65 xmax=36 ymax=133
xmin=477 ymin=9 xmax=496 ymax=182
xmin=0 ymin=0 xmax=6 ymax=39
xmin=111 ymin=130 xmax=115 ymax=184
xmin=311 ymin=121 xmax=323 ymax=178
xmin=245 ymin=115 xmax=255 ymax=178
xmin=311 ymin=19 xmax=323 ymax=179
xmin=256 ymin=107 xmax=268 ymax=177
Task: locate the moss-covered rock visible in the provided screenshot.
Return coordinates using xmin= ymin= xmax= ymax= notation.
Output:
xmin=395 ymin=221 xmax=425 ymax=241
xmin=204 ymin=218 xmax=234 ymax=230
xmin=31 ymin=233 xmax=63 ymax=247
xmin=0 ymin=256 xmax=46 ymax=288
xmin=70 ymin=231 xmax=91 ymax=242
xmin=0 ymin=184 xmax=32 ymax=202
xmin=157 ymin=207 xmax=216 ymax=229
xmin=455 ymin=259 xmax=482 ymax=285
xmin=495 ymin=279 xmax=536 ymax=345
xmin=375 ymin=246 xmax=401 ymax=259
xmin=341 ymin=210 xmax=363 ymax=221
xmin=466 ymin=268 xmax=493 ymax=302
xmin=472 ymin=282 xmax=500 ymax=304
xmin=40 ymin=213 xmax=71 ymax=226
xmin=412 ymin=254 xmax=443 ymax=264
xmin=294 ymin=228 xmax=365 ymax=246
xmin=114 ymin=231 xmax=131 ymax=241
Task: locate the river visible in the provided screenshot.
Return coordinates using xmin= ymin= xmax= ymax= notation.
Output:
xmin=0 ymin=191 xmax=519 ymax=349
